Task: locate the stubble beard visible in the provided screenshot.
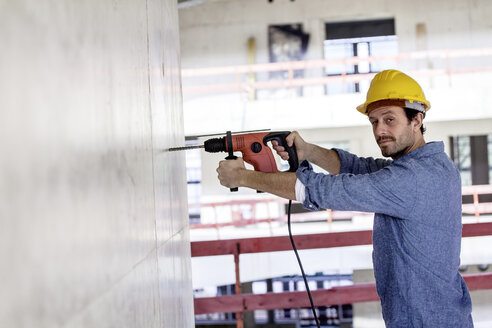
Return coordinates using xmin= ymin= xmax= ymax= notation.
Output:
xmin=378 ymin=128 xmax=414 ymax=159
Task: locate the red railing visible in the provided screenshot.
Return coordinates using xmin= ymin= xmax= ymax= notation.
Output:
xmin=192 ymin=223 xmax=492 ymax=320
xmin=462 ymin=184 xmax=492 ymax=217
xmin=191 ymin=185 xmax=492 ymax=327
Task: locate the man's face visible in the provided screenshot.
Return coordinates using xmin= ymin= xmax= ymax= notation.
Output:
xmin=368 ymin=106 xmax=421 ymax=159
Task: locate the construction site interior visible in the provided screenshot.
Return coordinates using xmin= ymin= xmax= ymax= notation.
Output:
xmin=1 ymin=0 xmax=492 ymax=328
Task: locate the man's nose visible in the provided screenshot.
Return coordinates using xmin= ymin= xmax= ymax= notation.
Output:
xmin=374 ymin=123 xmax=387 ymax=136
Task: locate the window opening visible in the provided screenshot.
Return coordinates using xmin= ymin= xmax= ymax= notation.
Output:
xmin=324 ymin=19 xmax=398 ymax=95
xmin=265 ymin=23 xmax=310 ymax=98
xmin=451 ymin=134 xmax=492 ymax=204
xmin=452 ymin=135 xmax=472 ymax=186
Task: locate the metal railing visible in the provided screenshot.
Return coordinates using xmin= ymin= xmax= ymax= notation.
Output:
xmin=192 ymin=223 xmax=492 ymax=326
xmin=189 ymin=197 xmax=369 ymax=237
xmin=190 ymin=185 xmax=492 ymax=233
xmin=462 ymin=184 xmax=492 ymax=217
xmin=191 ymin=185 xmax=492 ymax=328
xmin=182 ymin=47 xmax=492 ymax=96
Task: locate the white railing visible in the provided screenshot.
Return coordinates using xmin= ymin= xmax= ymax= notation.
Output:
xmin=181 ymin=47 xmax=492 ymax=96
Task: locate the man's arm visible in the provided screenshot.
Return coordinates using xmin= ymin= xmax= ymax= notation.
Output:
xmin=272 ymin=131 xmax=341 ymax=175
xmin=217 ymin=158 xmax=297 ymax=200
xmin=296 ymin=161 xmax=417 ymax=217
xmin=306 ymin=145 xmax=341 ymax=175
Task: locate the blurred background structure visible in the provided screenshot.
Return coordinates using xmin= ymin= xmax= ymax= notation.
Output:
xmin=0 ymin=0 xmax=193 ymax=327
xmin=1 ymin=0 xmax=492 ymax=327
xmin=178 ymin=0 xmax=492 ymax=327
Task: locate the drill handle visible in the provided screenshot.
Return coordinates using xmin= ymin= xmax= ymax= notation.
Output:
xmin=225 ymin=154 xmax=239 ymax=192
xmin=225 ymin=131 xmax=239 ymax=192
xmin=263 ymin=131 xmax=299 ymax=172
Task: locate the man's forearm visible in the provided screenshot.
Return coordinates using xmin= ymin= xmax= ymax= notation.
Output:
xmin=306 ymin=145 xmax=341 ymax=175
xmin=239 ymin=170 xmax=297 ymax=200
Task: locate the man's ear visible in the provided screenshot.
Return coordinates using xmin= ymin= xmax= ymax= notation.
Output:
xmin=413 ymin=112 xmax=424 ymax=132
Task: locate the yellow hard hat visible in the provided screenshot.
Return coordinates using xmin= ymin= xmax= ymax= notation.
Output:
xmin=356 ymin=69 xmax=431 ymax=115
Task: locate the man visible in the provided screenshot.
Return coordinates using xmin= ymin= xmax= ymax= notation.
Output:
xmin=217 ymin=69 xmax=473 ymax=327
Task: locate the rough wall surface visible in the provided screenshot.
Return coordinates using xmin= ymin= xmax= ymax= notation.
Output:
xmin=0 ymin=0 xmax=193 ymax=327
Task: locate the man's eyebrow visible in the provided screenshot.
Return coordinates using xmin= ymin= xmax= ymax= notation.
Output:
xmin=369 ymin=110 xmax=395 ymax=120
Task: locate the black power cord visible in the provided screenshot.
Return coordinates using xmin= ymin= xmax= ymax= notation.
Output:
xmin=287 ymin=199 xmax=321 ymax=328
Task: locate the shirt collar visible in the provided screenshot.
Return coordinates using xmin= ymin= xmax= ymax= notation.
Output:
xmin=394 ymin=141 xmax=444 ymax=162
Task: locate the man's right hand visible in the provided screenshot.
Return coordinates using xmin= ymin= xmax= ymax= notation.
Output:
xmin=271 ymin=131 xmax=312 ymax=163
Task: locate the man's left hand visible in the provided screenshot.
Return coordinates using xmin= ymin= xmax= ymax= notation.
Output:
xmin=217 ymin=157 xmax=246 ymax=188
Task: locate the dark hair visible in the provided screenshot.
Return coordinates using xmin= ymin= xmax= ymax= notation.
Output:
xmin=404 ymin=108 xmax=426 ymax=135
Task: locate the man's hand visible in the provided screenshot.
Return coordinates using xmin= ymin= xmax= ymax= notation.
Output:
xmin=273 ymin=130 xmax=341 ymax=174
xmin=216 ymin=157 xmax=298 ymax=200
xmin=272 ymin=131 xmax=312 ymax=162
xmin=216 ymin=157 xmax=246 ymax=188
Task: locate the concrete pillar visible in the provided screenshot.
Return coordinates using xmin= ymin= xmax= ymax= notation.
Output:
xmin=0 ymin=0 xmax=193 ymax=327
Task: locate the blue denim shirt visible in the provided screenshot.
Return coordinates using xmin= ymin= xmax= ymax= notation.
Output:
xmin=296 ymin=142 xmax=473 ymax=327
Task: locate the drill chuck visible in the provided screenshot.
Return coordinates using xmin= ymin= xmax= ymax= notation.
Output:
xmin=204 ymin=137 xmax=227 ymax=153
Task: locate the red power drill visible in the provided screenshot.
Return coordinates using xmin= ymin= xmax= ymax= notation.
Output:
xmin=169 ymin=130 xmax=299 ymax=192
xmin=205 ymin=131 xmax=299 ymax=191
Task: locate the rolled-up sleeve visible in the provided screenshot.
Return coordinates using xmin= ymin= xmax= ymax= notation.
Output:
xmin=334 ymin=148 xmax=392 ymax=174
xmin=296 ymin=159 xmax=417 ymax=218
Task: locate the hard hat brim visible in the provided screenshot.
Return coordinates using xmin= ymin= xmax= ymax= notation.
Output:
xmin=356 ymin=98 xmax=431 ymax=116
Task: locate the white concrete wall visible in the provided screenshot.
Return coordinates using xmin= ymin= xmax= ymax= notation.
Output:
xmin=0 ymin=1 xmax=193 ymax=327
